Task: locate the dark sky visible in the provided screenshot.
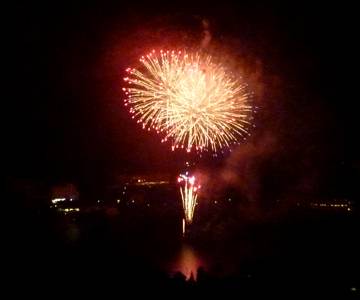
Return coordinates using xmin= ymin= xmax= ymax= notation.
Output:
xmin=7 ymin=1 xmax=358 ymax=198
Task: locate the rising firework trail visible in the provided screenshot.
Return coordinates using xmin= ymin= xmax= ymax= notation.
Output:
xmin=123 ymin=49 xmax=254 ymax=153
xmin=178 ymin=173 xmax=201 ymax=236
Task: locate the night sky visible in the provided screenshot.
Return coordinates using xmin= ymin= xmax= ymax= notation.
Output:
xmin=7 ymin=1 xmax=358 ymax=200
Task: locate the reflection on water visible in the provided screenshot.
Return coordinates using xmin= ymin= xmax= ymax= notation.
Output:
xmin=170 ymin=243 xmax=205 ymax=280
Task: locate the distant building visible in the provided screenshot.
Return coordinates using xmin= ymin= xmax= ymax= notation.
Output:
xmin=116 ymin=173 xmax=172 ymax=187
xmin=50 ymin=183 xmax=80 ymax=214
xmin=309 ymin=199 xmax=352 ymax=212
xmin=51 ymin=183 xmax=79 ymax=201
xmin=103 ymin=173 xmax=176 ymax=208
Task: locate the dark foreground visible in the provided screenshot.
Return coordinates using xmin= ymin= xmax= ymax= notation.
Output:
xmin=9 ymin=200 xmax=359 ymax=298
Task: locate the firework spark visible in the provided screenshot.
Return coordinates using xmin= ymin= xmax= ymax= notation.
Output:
xmin=178 ymin=173 xmax=200 ymax=235
xmin=123 ymin=49 xmax=253 ymax=153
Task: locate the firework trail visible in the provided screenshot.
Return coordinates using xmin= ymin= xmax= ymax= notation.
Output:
xmin=178 ymin=173 xmax=201 ymax=235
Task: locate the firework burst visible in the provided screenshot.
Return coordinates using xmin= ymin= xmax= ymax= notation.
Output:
xmin=123 ymin=49 xmax=254 ymax=153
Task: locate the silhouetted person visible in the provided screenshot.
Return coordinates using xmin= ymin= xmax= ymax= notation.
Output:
xmin=197 ymin=267 xmax=208 ymax=284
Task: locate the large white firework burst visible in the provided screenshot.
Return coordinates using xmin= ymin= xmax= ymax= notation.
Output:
xmin=123 ymin=49 xmax=253 ymax=152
